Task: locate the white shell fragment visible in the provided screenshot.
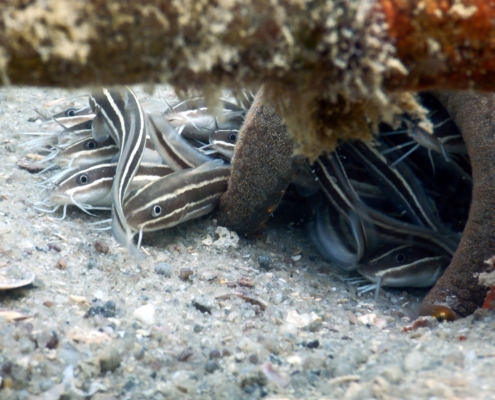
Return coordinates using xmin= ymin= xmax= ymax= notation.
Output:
xmin=202 ymin=234 xmax=213 ymax=246
xmin=357 ymin=313 xmax=377 ymax=325
xmin=133 ymin=304 xmax=156 ymax=325
xmin=213 ymin=226 xmax=239 ymax=249
xmin=286 ymin=310 xmax=322 ymax=328
xmin=0 ymin=264 xmax=35 ymax=290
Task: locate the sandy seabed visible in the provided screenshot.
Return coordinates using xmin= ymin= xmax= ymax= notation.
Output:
xmin=0 ymin=86 xmax=494 ymax=400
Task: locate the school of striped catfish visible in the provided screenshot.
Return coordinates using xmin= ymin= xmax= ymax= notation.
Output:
xmin=25 ymin=88 xmax=471 ymax=298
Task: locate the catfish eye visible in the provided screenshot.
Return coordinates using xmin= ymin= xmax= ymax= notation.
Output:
xmin=85 ymin=120 xmax=93 ymax=129
xmin=84 ymin=140 xmax=97 ymax=150
xmin=229 ymin=133 xmax=237 ymax=142
xmin=66 ymin=108 xmax=77 ymax=117
xmin=395 ymin=253 xmax=406 ymax=263
xmin=151 ymin=205 xmax=162 ymax=217
xmin=77 ymin=174 xmax=89 ymax=185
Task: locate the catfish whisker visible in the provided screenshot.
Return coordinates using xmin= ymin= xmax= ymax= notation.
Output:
xmin=69 ymin=194 xmax=97 ymax=217
xmin=388 ymin=143 xmax=421 ymax=168
xmin=380 ymin=140 xmax=416 ymax=155
xmin=88 ymin=218 xmax=113 ymax=226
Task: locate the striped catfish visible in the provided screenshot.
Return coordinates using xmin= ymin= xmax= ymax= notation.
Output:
xmin=345 ymin=140 xmax=443 ymax=231
xmin=208 ymin=129 xmax=238 ymax=160
xmin=123 ymin=159 xmax=231 ymax=245
xmin=311 ymin=152 xmax=377 ymax=270
xmin=54 ymin=135 xmax=118 ymax=169
xmin=39 ymin=114 xmax=95 ymax=133
xmin=50 ymin=105 xmax=93 ymax=120
xmin=380 ymin=93 xmax=467 ymax=167
xmin=169 ymin=97 xmax=246 ymax=114
xmin=311 ymin=200 xmax=375 ymax=272
xmin=316 ymin=149 xmax=459 ymax=256
xmin=166 ymin=97 xmax=245 ymax=141
xmin=48 ymin=162 xmax=174 ymax=209
xmin=310 ymin=149 xmax=457 ymax=296
xmin=147 ymin=113 xmax=213 ymax=171
xmin=311 ymin=145 xmax=458 ymax=282
xmin=356 ymin=243 xmax=450 ymax=298
xmin=89 ymin=87 xmax=148 ymax=258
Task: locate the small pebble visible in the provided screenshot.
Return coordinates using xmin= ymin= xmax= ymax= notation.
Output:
xmin=87 ymin=258 xmax=97 ymax=269
xmin=94 ymin=240 xmax=109 ymax=254
xmin=179 ymin=267 xmax=194 ymax=281
xmin=103 ymin=300 xmax=116 ymax=318
xmin=55 ymin=258 xmax=67 ymax=270
xmin=47 ymin=242 xmax=61 ymax=252
xmin=39 ymin=379 xmax=54 ymax=392
xmin=238 ymin=277 xmax=255 ymax=288
xmin=192 ymin=295 xmax=214 ymax=314
xmin=205 ymin=359 xmax=220 ymax=374
xmin=263 ymin=338 xmax=281 ymax=355
xmin=249 ymin=354 xmax=259 ymax=364
xmin=258 ymin=255 xmax=272 ymax=270
xmin=99 ymin=346 xmax=122 ymax=373
xmin=124 ymin=379 xmax=136 ymax=391
xmin=210 ymin=349 xmax=221 ymax=359
xmin=87 ymin=300 xmax=116 ymax=318
xmin=133 ymin=345 xmax=145 ymax=361
xmin=154 ymin=262 xmax=173 ymax=277
xmin=133 ymin=304 xmax=156 ymax=325
xmin=177 ymin=347 xmax=194 ymax=362
xmin=17 ymin=159 xmax=45 ymax=173
xmin=37 ymin=331 xmax=59 ymax=350
xmin=306 ymin=340 xmax=320 ymax=349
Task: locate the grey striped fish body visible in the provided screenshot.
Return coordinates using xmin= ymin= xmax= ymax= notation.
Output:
xmin=311 ymin=201 xmax=373 ymax=272
xmin=167 ymin=109 xmax=244 ymax=142
xmin=439 ymin=134 xmax=467 ymax=155
xmin=55 ymin=135 xmax=118 ymax=168
xmin=147 ymin=113 xmax=212 ymax=171
xmin=209 ymin=129 xmax=238 ymax=160
xmin=128 ymin=163 xmax=175 ymax=193
xmin=89 ymin=86 xmax=148 ymax=257
xmin=40 ymin=114 xmax=95 ymax=133
xmin=357 ymin=243 xmax=449 ymax=289
xmin=312 ymin=149 xmax=458 ymax=259
xmin=50 ymin=162 xmax=174 ymax=208
xmin=123 ymin=160 xmax=231 ymax=232
xmin=56 ymin=119 xmax=94 ymax=145
xmin=89 ymin=88 xmax=127 ymax=145
xmin=109 ymin=88 xmax=148 ymax=257
xmin=50 ymin=163 xmax=116 ymax=207
xmin=91 ymin=111 xmax=117 ymax=145
xmin=347 ymin=140 xmax=443 ymax=230
xmin=169 ymin=97 xmax=246 ymax=113
xmin=50 ymin=105 xmax=92 ymax=120
xmin=141 ymin=99 xmax=172 ymax=115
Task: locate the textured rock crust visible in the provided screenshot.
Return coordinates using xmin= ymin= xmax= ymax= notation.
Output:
xmin=421 ymin=91 xmax=495 ymax=318
xmin=3 ymin=1 xmax=495 ymax=157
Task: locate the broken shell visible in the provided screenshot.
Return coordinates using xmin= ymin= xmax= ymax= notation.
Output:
xmin=286 ymin=310 xmax=322 ymax=329
xmin=0 ymin=265 xmax=35 ymax=290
